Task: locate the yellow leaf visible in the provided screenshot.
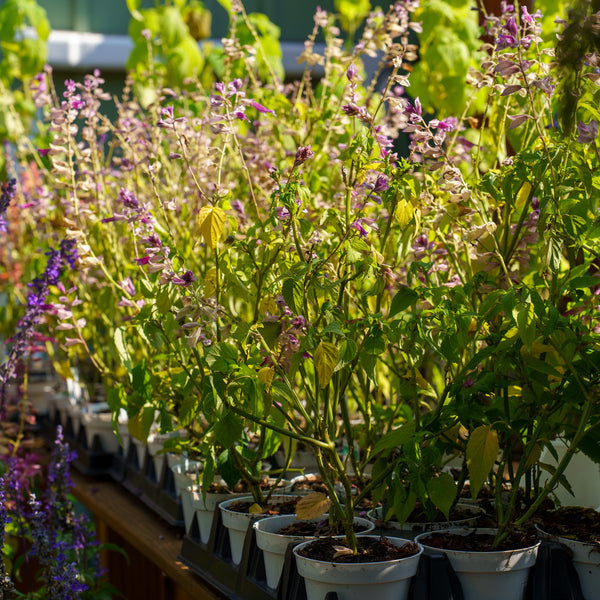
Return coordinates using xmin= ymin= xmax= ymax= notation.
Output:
xmin=524 ymin=442 xmax=542 ymax=470
xmin=259 ymin=296 xmax=279 ymax=316
xmin=314 ymin=342 xmax=339 ymax=388
xmin=295 ymin=492 xmax=331 ymax=520
xmin=258 ymin=367 xmax=274 ymax=387
xmin=516 ymin=181 xmax=531 ymax=208
xmin=466 ymin=425 xmax=499 ymax=498
xmin=395 ymin=199 xmax=414 ymax=227
xmin=198 ymin=205 xmax=226 ymax=248
xmin=248 ymin=503 xmax=265 ymax=514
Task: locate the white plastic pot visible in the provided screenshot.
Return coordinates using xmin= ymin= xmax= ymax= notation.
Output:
xmin=180 ymin=485 xmax=245 ymax=542
xmin=538 ymin=530 xmax=600 ymax=600
xmin=414 ymin=528 xmax=540 ymax=600
xmin=170 ymin=458 xmax=203 ymax=496
xmin=79 ymin=409 xmax=119 ymax=453
xmin=539 ymin=440 xmax=600 ymax=508
xmin=254 ymin=514 xmax=375 ymax=590
xmin=219 ymin=494 xmax=299 ymax=566
xmin=293 ymin=535 xmax=422 ymax=600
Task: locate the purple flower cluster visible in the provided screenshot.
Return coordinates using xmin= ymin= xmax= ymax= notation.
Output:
xmin=0 ymin=239 xmax=78 ymax=408
xmin=0 ymin=479 xmax=17 ymax=596
xmin=0 ymin=426 xmax=101 ymax=598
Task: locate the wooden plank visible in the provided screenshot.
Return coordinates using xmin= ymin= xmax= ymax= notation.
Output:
xmin=71 ymin=470 xmax=227 ymax=600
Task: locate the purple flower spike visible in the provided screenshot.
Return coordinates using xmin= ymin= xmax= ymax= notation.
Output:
xmin=346 ymin=63 xmax=358 ymax=82
xmin=293 ymin=145 xmax=314 ymax=168
xmin=172 ymin=270 xmax=197 ymax=286
xmin=576 ymin=120 xmax=598 ymax=144
xmin=249 ymin=100 xmax=275 ymax=114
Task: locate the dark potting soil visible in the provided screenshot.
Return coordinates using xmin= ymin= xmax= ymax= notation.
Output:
xmin=276 ymin=518 xmax=369 ymax=537
xmin=376 ymin=503 xmax=479 ymax=528
xmin=207 ymin=478 xmax=288 ymax=494
xmin=227 ymin=497 xmax=301 ymax=515
xmin=536 ymin=506 xmax=600 ymax=545
xmin=419 ymin=528 xmax=540 ymax=552
xmin=296 ymin=536 xmax=420 ymax=563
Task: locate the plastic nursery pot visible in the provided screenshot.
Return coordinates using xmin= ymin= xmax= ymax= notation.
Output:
xmin=219 ymin=494 xmax=300 ymax=566
xmin=147 ymin=430 xmax=184 ymax=480
xmin=170 ymin=458 xmax=203 ymax=497
xmin=367 ymin=502 xmax=481 ymax=536
xmin=253 ymin=514 xmax=375 ymax=590
xmin=537 ymin=525 xmax=600 ymax=600
xmin=180 ymin=484 xmax=247 ymax=541
xmin=79 ymin=405 xmax=120 ymax=454
xmin=414 ymin=527 xmax=540 ymax=600
xmin=293 ymin=535 xmax=423 ymax=600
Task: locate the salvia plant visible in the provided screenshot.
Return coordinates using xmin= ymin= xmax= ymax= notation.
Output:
xmin=1 ymin=0 xmax=599 ymax=553
xmin=0 ymin=427 xmax=122 ymax=599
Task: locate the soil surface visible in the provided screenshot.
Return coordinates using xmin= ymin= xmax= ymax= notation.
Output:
xmin=296 ymin=536 xmax=420 ymax=563
xmin=207 ymin=478 xmax=288 ymax=494
xmin=226 ymin=497 xmax=301 ymax=515
xmin=419 ymin=528 xmax=539 ymax=552
xmin=375 ymin=503 xmax=479 ymax=529
xmin=536 ymin=506 xmax=600 ymax=546
xmin=276 ymin=519 xmax=369 ymax=537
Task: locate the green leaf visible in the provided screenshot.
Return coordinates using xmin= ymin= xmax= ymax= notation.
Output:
xmin=427 ymin=473 xmax=457 ymax=519
xmin=392 ymin=485 xmax=417 ymax=527
xmin=216 ymin=449 xmax=239 ymax=490
xmin=539 ymin=231 xmax=563 ymax=273
xmin=370 ymin=423 xmax=416 ymax=458
xmin=128 ymin=404 xmax=155 ymax=442
xmin=579 ymin=425 xmax=600 ymax=464
xmin=314 ymin=341 xmax=339 ymax=388
xmin=213 ymin=411 xmax=243 ymax=448
xmin=281 ymin=277 xmax=303 ymax=314
xmin=567 ymin=276 xmax=600 ymax=291
xmin=515 ymin=301 xmax=536 ymax=349
xmin=156 ymin=285 xmax=176 ymax=314
xmin=113 ymin=328 xmax=132 ymax=370
xmin=205 ymin=342 xmax=239 ymax=373
xmin=126 ymin=0 xmax=143 ymax=20
xmin=178 ymin=394 xmax=198 ymax=428
xmin=389 ymin=286 xmax=419 ymax=318
xmin=202 ymin=452 xmax=216 ymax=501
xmin=337 ymin=339 xmax=358 ymax=369
xmin=466 ymin=425 xmax=499 ymax=498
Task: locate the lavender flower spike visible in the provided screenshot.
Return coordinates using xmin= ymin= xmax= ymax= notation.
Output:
xmin=293 ymin=145 xmax=314 ymax=168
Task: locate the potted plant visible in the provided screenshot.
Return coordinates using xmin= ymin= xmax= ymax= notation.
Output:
xmin=381 ymin=2 xmax=600 ymax=598
xmin=3 ymin=0 xmax=600 ymax=597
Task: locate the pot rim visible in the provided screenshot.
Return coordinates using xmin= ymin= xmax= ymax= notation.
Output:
xmin=414 ymin=527 xmax=541 ymax=554
xmin=292 ymin=535 xmax=423 ymax=565
xmin=253 ymin=513 xmax=375 ymax=539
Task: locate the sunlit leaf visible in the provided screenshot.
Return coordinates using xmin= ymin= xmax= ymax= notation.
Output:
xmin=198 ymin=205 xmax=226 ymax=248
xmin=295 ymin=492 xmax=331 ymax=520
xmin=314 ymin=342 xmax=339 ymax=388
xmin=466 ymin=425 xmax=499 ymax=498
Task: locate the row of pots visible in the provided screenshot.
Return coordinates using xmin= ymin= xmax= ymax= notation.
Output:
xmin=172 ymin=472 xmax=599 ymax=600
xmin=36 ymin=382 xmax=599 ymax=600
